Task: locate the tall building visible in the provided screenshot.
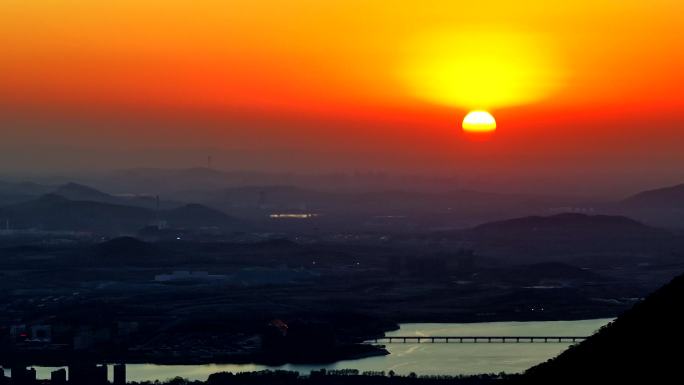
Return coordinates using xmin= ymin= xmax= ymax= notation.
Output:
xmin=113 ymin=364 xmax=126 ymax=385
xmin=68 ymin=364 xmax=107 ymax=385
xmin=10 ymin=366 xmax=36 ymax=385
xmin=51 ymin=369 xmax=67 ymax=385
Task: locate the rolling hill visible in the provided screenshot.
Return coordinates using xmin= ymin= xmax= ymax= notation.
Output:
xmin=0 ymin=194 xmax=247 ymax=233
xmin=614 ymin=182 xmax=684 ymax=228
xmin=443 ymin=213 xmax=676 ymax=262
xmin=468 ymin=213 xmax=667 ymax=239
xmin=621 ymin=183 xmax=684 ymax=209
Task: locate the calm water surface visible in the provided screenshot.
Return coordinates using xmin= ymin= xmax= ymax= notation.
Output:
xmin=6 ymin=319 xmax=612 ymax=381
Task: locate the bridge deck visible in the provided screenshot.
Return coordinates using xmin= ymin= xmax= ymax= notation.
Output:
xmin=368 ymin=336 xmax=588 ymax=343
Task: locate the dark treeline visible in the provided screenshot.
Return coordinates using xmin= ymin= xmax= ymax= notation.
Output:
xmin=122 ymin=370 xmax=512 ymax=385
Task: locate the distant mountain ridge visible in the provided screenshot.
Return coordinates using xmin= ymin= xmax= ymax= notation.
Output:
xmin=4 ymin=176 xmax=684 ymax=233
xmin=0 ymin=180 xmax=175 ymax=209
xmin=52 ymin=182 xmax=183 ymax=210
xmin=622 ymin=182 xmax=684 ymax=209
xmin=0 ymin=180 xmax=54 ymax=205
xmin=612 ymin=182 xmax=684 ymax=228
xmin=0 ymin=193 xmax=246 ymax=233
xmin=54 ymin=182 xmax=121 ymax=203
xmin=94 ymin=236 xmax=158 ymax=258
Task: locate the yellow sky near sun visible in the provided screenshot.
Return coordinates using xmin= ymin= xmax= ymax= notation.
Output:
xmin=1 ymin=0 xmax=683 ymax=119
xmin=398 ymin=28 xmax=564 ymax=109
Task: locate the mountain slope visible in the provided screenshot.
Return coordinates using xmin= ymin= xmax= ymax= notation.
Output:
xmin=614 ymin=183 xmax=684 ymax=228
xmin=0 ymin=194 xmax=152 ymax=232
xmin=622 ymin=183 xmax=684 ymax=209
xmin=52 ymin=182 xmax=181 ymax=210
xmin=0 ymin=180 xmax=53 ymax=205
xmin=520 ymin=271 xmax=684 ymax=383
xmin=53 ymin=182 xmax=121 ymax=203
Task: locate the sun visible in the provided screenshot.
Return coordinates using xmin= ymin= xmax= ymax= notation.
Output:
xmin=462 ymin=110 xmax=496 ymax=133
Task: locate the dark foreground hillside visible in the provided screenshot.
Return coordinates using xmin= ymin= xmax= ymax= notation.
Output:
xmin=519 ymin=271 xmax=684 ymax=383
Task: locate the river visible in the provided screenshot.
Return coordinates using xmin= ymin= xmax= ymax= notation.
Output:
xmin=4 ymin=318 xmax=612 ymax=382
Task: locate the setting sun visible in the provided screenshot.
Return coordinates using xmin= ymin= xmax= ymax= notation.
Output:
xmin=462 ymin=110 xmax=497 ymax=134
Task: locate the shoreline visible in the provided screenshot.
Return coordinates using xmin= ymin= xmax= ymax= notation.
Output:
xmin=0 ymin=315 xmax=615 ymax=368
xmin=0 ymin=344 xmax=390 ymax=368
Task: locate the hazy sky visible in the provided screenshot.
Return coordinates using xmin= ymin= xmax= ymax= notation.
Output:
xmin=1 ymin=1 xmax=683 ymax=194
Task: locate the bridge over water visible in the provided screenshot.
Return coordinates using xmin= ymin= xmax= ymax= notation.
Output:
xmin=368 ymin=336 xmax=588 ymax=343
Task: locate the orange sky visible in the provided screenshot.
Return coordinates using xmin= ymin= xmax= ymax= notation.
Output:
xmin=1 ymin=1 xmax=683 ymax=194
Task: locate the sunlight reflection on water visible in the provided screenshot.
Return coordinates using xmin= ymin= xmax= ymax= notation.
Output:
xmin=11 ymin=319 xmax=612 ymax=381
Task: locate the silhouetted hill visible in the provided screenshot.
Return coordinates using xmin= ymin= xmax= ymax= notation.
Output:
xmin=53 ymin=182 xmax=119 ymax=203
xmin=0 ymin=180 xmax=53 ymax=205
xmin=0 ymin=195 xmax=248 ymax=233
xmin=51 ymin=182 xmax=183 ymax=210
xmin=94 ymin=236 xmax=157 ymax=258
xmin=0 ymin=180 xmax=52 ymax=195
xmin=469 ymin=213 xmax=666 ymax=239
xmin=0 ymin=194 xmax=152 ymax=232
xmin=521 ymin=271 xmax=684 ymax=383
xmin=612 ymin=182 xmax=684 ymax=228
xmin=622 ymin=183 xmax=684 ymax=209
xmin=446 ymin=213 xmax=675 ymax=262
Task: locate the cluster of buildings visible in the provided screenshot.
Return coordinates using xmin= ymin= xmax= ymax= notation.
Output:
xmin=4 ymin=321 xmax=139 ymax=352
xmin=0 ymin=364 xmax=125 ymax=385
